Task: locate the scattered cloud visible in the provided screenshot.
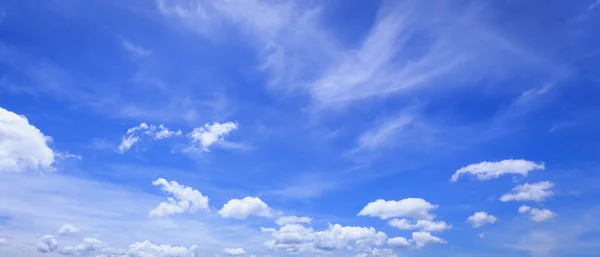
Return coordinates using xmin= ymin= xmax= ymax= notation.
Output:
xmin=218 ymin=197 xmax=271 ymax=220
xmin=57 ymin=224 xmax=80 ymax=236
xmin=500 ymin=181 xmax=554 ymax=202
xmin=125 ymin=240 xmax=197 ymax=257
xmin=223 ymin=247 xmax=246 ymax=256
xmin=387 ymin=237 xmax=411 ymax=248
xmin=0 ymin=106 xmax=55 ymax=173
xmin=388 ymin=218 xmax=451 ymax=232
xmin=149 ymin=178 xmax=210 ymax=217
xmin=117 ymin=123 xmax=182 ymax=153
xmin=518 ymin=205 xmax=557 ymax=222
xmin=121 ymin=38 xmax=152 ymax=57
xmin=37 ymin=235 xmax=58 ymax=253
xmin=467 ymin=212 xmax=497 ymax=228
xmin=58 ymin=237 xmax=103 ymax=256
xmin=411 ymin=231 xmax=446 ymax=248
xmin=451 ymin=159 xmax=545 ymax=182
xmin=275 ymin=215 xmax=312 ymax=226
xmin=187 ymin=122 xmax=238 ymax=152
xmin=358 ymin=198 xmax=438 ymax=220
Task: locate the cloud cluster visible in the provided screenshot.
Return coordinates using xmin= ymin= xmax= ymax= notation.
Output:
xmin=451 ymin=159 xmax=544 ymax=182
xmin=37 ymin=235 xmax=58 ymax=253
xmin=0 ymin=106 xmax=55 ymax=173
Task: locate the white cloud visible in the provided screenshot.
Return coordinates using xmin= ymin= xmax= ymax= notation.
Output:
xmin=500 ymin=181 xmax=554 ymax=202
xmin=388 ymin=218 xmax=451 ymax=232
xmin=357 ymin=198 xmax=438 ymax=220
xmin=411 ymin=231 xmax=446 ymax=248
xmin=37 ymin=235 xmax=58 ymax=253
xmin=275 ymin=215 xmax=312 ymax=226
xmin=187 ymin=122 xmax=238 ymax=152
xmin=0 ymin=106 xmax=55 ymax=173
xmin=223 ymin=247 xmax=246 ymax=256
xmin=55 ymin=152 xmax=82 ymax=160
xmin=57 ymin=224 xmax=80 ymax=236
xmin=387 ymin=237 xmax=410 ymax=248
xmin=218 ymin=197 xmax=271 ymax=220
xmin=450 ymin=159 xmax=544 ymax=182
xmin=467 ymin=212 xmax=497 ymax=228
xmin=127 ymin=240 xmax=197 ymax=257
xmin=121 ymin=39 xmax=152 ymax=57
xmin=518 ymin=205 xmax=557 ymax=222
xmin=117 ymin=123 xmax=182 ymax=153
xmin=57 ymin=237 xmax=102 ymax=256
xmin=0 ymin=237 xmax=8 ymax=246
xmin=478 ymin=233 xmax=485 ymax=238
xmin=263 ymin=223 xmax=387 ymax=253
xmin=149 ymin=178 xmax=210 ymax=217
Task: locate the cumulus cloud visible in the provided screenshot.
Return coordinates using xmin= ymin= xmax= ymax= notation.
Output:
xmin=57 ymin=237 xmax=102 ymax=255
xmin=218 ymin=197 xmax=271 ymax=219
xmin=387 ymin=237 xmax=411 ymax=248
xmin=518 ymin=205 xmax=557 ymax=222
xmin=57 ymin=224 xmax=80 ymax=236
xmin=117 ymin=123 xmax=182 ymax=153
xmin=223 ymin=248 xmax=246 ymax=256
xmin=357 ymin=198 xmax=438 ymax=220
xmin=0 ymin=106 xmax=55 ymax=173
xmin=275 ymin=215 xmax=312 ymax=226
xmin=388 ymin=218 xmax=451 ymax=232
xmin=411 ymin=231 xmax=446 ymax=248
xmin=149 ymin=178 xmax=210 ymax=217
xmin=500 ymin=181 xmax=554 ymax=202
xmin=263 ymin=223 xmax=387 ymax=253
xmin=37 ymin=235 xmax=58 ymax=253
xmin=450 ymin=159 xmax=544 ymax=182
xmin=187 ymin=122 xmax=238 ymax=152
xmin=127 ymin=240 xmax=197 ymax=257
xmin=467 ymin=212 xmax=497 ymax=228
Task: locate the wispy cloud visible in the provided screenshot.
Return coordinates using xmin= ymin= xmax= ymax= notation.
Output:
xmin=121 ymin=38 xmax=152 ymax=57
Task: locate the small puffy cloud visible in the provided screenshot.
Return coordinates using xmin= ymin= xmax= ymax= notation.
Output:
xmin=411 ymin=231 xmax=446 ymax=248
xmin=117 ymin=123 xmax=182 ymax=153
xmin=127 ymin=240 xmax=197 ymax=257
xmin=387 ymin=237 xmax=410 ymax=248
xmin=467 ymin=212 xmax=497 ymax=228
xmin=358 ymin=198 xmax=438 ymax=220
xmin=187 ymin=122 xmax=238 ymax=152
xmin=275 ymin=215 xmax=312 ymax=226
xmin=450 ymin=159 xmax=544 ymax=182
xmin=57 ymin=224 xmax=80 ymax=236
xmin=518 ymin=205 xmax=557 ymax=222
xmin=218 ymin=197 xmax=271 ymax=219
xmin=58 ymin=237 xmax=102 ymax=255
xmin=0 ymin=106 xmax=55 ymax=173
xmin=388 ymin=219 xmax=451 ymax=232
xmin=500 ymin=181 xmax=554 ymax=202
xmin=223 ymin=248 xmax=246 ymax=256
xmin=149 ymin=178 xmax=210 ymax=217
xmin=37 ymin=235 xmax=58 ymax=253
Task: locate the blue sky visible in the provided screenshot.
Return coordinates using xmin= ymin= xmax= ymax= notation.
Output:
xmin=1 ymin=0 xmax=600 ymax=256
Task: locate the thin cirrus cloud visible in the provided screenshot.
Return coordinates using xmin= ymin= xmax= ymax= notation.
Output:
xmin=450 ymin=159 xmax=545 ymax=182
xmin=500 ymin=181 xmax=554 ymax=202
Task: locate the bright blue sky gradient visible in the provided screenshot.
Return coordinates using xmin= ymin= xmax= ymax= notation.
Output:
xmin=1 ymin=0 xmax=600 ymax=257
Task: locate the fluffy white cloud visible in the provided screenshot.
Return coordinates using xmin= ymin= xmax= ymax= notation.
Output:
xmin=275 ymin=215 xmax=312 ymax=226
xmin=223 ymin=248 xmax=246 ymax=256
xmin=149 ymin=178 xmax=210 ymax=217
xmin=263 ymin=223 xmax=387 ymax=253
xmin=57 ymin=224 xmax=80 ymax=236
xmin=187 ymin=122 xmax=238 ymax=152
xmin=518 ymin=205 xmax=557 ymax=222
xmin=467 ymin=212 xmax=497 ymax=228
xmin=388 ymin=218 xmax=451 ymax=232
xmin=37 ymin=235 xmax=58 ymax=253
xmin=218 ymin=197 xmax=271 ymax=219
xmin=358 ymin=198 xmax=438 ymax=220
xmin=500 ymin=181 xmax=554 ymax=202
xmin=450 ymin=159 xmax=544 ymax=182
xmin=58 ymin=237 xmax=102 ymax=255
xmin=126 ymin=240 xmax=197 ymax=257
xmin=0 ymin=106 xmax=55 ymax=173
xmin=117 ymin=123 xmax=182 ymax=153
xmin=411 ymin=231 xmax=446 ymax=248
xmin=387 ymin=237 xmax=410 ymax=248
